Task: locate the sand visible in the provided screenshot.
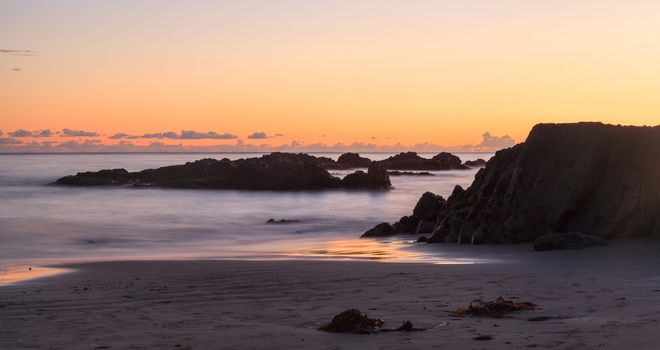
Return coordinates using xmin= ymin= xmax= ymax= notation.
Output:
xmin=2 ymin=240 xmax=660 ymax=349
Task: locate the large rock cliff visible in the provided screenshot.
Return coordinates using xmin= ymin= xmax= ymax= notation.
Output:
xmin=430 ymin=122 xmax=660 ymax=243
xmin=365 ymin=123 xmax=660 ymax=243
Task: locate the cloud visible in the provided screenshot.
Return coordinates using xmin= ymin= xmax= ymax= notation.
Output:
xmin=8 ymin=129 xmax=52 ymax=137
xmin=247 ymin=132 xmax=270 ymax=139
xmin=0 ymin=138 xmax=23 ymax=145
xmin=61 ymin=128 xmax=100 ymax=137
xmin=8 ymin=129 xmax=32 ymax=137
xmin=476 ymin=132 xmax=516 ymax=149
xmin=179 ymin=130 xmax=238 ymax=139
xmin=141 ymin=132 xmax=179 ymax=139
xmin=0 ymin=49 xmax=36 ymax=56
xmin=137 ymin=130 xmax=238 ymax=140
xmin=109 ymin=133 xmax=133 ymax=139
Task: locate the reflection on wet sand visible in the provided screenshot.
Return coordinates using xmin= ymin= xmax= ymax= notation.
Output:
xmin=0 ymin=266 xmax=71 ymax=286
xmin=293 ymin=238 xmax=483 ymax=264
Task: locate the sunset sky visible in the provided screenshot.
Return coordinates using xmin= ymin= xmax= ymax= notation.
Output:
xmin=1 ymin=0 xmax=659 ymax=152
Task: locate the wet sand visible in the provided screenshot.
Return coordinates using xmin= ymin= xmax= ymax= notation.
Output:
xmin=2 ymin=240 xmax=660 ymax=349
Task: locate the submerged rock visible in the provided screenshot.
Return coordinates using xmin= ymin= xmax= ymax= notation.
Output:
xmin=533 ymin=232 xmax=609 ymax=251
xmin=463 ymin=158 xmax=487 ymax=168
xmin=54 ymin=153 xmax=391 ymax=191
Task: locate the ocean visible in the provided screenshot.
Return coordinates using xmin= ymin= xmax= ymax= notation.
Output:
xmin=0 ymin=152 xmax=493 ymax=280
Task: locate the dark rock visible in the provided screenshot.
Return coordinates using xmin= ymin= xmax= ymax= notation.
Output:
xmin=396 ymin=215 xmax=420 ymax=232
xmin=416 ymin=236 xmax=429 ymax=243
xmin=319 ymin=309 xmax=384 ymax=334
xmin=474 ymin=335 xmax=494 ymax=341
xmin=55 ymin=169 xmax=133 ymax=186
xmin=424 ymin=122 xmax=660 ymax=244
xmin=337 ymin=153 xmax=372 ymax=168
xmin=432 ymin=152 xmax=468 ymax=170
xmin=341 ymin=164 xmax=392 ymax=189
xmin=362 ymin=223 xmax=398 ymax=237
xmin=413 ymin=192 xmax=446 ymax=221
xmin=533 ymin=232 xmax=609 ymax=251
xmin=376 ymin=152 xmax=468 ymax=170
xmin=387 ymin=171 xmax=435 ymax=176
xmin=463 ymin=158 xmax=487 ymax=168
xmin=416 ymin=220 xmax=435 ymax=234
xmin=266 ymin=219 xmax=301 ymax=224
xmin=54 ymin=153 xmax=391 ymax=191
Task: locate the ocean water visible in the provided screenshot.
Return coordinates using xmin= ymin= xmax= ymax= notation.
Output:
xmin=0 ymin=152 xmax=493 ymax=279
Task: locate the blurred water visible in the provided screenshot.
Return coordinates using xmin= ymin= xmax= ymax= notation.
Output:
xmin=0 ymin=152 xmax=492 ymax=275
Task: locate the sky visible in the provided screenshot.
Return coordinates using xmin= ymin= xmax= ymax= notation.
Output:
xmin=1 ymin=0 xmax=659 ymax=152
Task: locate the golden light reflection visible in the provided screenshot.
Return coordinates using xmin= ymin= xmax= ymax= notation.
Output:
xmin=0 ymin=266 xmax=71 ymax=286
xmin=292 ymin=238 xmax=482 ymax=264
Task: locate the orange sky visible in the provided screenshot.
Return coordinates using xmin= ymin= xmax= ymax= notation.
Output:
xmin=1 ymin=0 xmax=659 ymax=152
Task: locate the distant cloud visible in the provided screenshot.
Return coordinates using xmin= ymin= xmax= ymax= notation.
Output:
xmin=8 ymin=129 xmax=32 ymax=137
xmin=108 ymin=132 xmax=134 ymax=139
xmin=476 ymin=132 xmax=516 ymax=149
xmin=8 ymin=129 xmax=52 ymax=137
xmin=0 ymin=137 xmax=23 ymax=145
xmin=141 ymin=132 xmax=179 ymax=139
xmin=0 ymin=128 xmax=515 ymax=153
xmin=138 ymin=130 xmax=238 ymax=140
xmin=0 ymin=49 xmax=36 ymax=56
xmin=61 ymin=128 xmax=100 ymax=137
xmin=247 ymin=132 xmax=270 ymax=139
xmin=179 ymin=130 xmax=237 ymax=139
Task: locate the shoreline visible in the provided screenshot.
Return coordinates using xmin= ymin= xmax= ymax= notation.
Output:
xmin=2 ymin=240 xmax=660 ymax=349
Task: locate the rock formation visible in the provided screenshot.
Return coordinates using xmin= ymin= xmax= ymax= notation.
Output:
xmin=376 ymin=152 xmax=468 ymax=170
xmin=361 ymin=191 xmax=446 ymax=237
xmin=54 ymin=153 xmax=391 ymax=191
xmin=366 ymin=123 xmax=660 ymax=244
xmin=336 ymin=152 xmax=372 ymax=168
xmin=463 ymin=159 xmax=487 ymax=168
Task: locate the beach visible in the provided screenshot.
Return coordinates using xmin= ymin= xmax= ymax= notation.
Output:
xmin=3 ymin=239 xmax=660 ymax=349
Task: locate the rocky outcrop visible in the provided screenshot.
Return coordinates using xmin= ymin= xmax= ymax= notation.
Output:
xmin=362 ymin=223 xmax=398 ymax=237
xmin=463 ymin=159 xmax=487 ymax=168
xmin=381 ymin=123 xmax=660 ymax=245
xmin=362 ymin=191 xmax=446 ymax=237
xmin=341 ymin=164 xmax=391 ymax=189
xmin=54 ymin=153 xmax=392 ymax=191
xmin=366 ymin=122 xmax=660 ymax=244
xmin=387 ymin=171 xmax=435 ymax=176
xmin=431 ymin=152 xmax=465 ymax=170
xmin=428 ymin=123 xmax=660 ymax=244
xmin=337 ymin=153 xmax=373 ymax=168
xmin=376 ymin=152 xmax=468 ymax=170
xmin=533 ymin=232 xmax=608 ymax=251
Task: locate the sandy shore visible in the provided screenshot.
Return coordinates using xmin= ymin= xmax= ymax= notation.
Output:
xmin=2 ymin=240 xmax=660 ymax=349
